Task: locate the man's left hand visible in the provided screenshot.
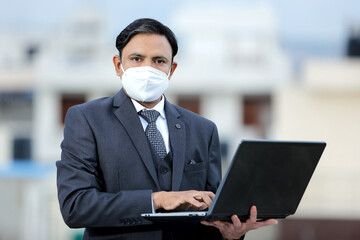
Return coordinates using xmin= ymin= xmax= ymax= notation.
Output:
xmin=201 ymin=206 xmax=278 ymax=239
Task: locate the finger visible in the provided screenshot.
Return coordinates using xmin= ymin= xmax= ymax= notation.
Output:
xmin=249 ymin=205 xmax=257 ymax=223
xmin=255 ymin=219 xmax=278 ymax=228
xmin=206 ymin=191 xmax=215 ymax=201
xmin=193 ymin=193 xmax=212 ymax=208
xmin=201 ymin=221 xmax=213 ymax=226
xmin=263 ymin=219 xmax=278 ymax=225
xmin=198 ymin=202 xmax=208 ymax=210
xmin=200 ymin=220 xmax=222 ymax=228
xmin=186 ymin=195 xmax=204 ymax=208
xmin=249 ymin=219 xmax=278 ymax=231
xmin=200 ymin=193 xmax=213 ymax=208
xmin=231 ymin=215 xmax=242 ymax=228
xmin=208 ymin=220 xmax=230 ymax=229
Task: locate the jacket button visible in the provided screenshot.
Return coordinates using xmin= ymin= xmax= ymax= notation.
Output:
xmin=160 ymin=167 xmax=168 ymax=174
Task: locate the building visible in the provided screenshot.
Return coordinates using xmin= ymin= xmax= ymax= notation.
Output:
xmin=0 ymin=4 xmax=293 ymax=240
xmin=273 ymin=58 xmax=360 ymax=239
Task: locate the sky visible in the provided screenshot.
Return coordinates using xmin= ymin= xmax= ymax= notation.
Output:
xmin=1 ymin=0 xmax=360 ymax=59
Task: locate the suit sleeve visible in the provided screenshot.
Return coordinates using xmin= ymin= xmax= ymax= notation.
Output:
xmin=56 ymin=106 xmax=153 ymax=228
xmin=206 ymin=123 xmax=222 ymax=193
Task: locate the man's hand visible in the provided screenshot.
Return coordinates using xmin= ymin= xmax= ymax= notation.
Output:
xmin=201 ymin=206 xmax=278 ymax=240
xmin=152 ymin=190 xmax=215 ymax=211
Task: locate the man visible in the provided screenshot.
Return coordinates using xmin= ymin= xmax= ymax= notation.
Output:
xmin=56 ymin=18 xmax=277 ymax=240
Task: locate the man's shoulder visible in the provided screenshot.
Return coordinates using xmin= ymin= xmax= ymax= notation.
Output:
xmin=68 ymin=95 xmax=114 ymax=115
xmin=170 ymin=103 xmax=216 ymax=127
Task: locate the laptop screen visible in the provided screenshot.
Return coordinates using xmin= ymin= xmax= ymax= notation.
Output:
xmin=209 ymin=140 xmax=326 ymax=221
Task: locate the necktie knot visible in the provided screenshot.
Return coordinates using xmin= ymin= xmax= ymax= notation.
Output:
xmin=139 ymin=109 xmax=160 ymax=123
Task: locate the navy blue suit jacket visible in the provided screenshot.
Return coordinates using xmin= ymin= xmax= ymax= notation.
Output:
xmin=56 ymin=89 xmax=223 ymax=239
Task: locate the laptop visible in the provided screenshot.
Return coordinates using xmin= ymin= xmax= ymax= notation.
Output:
xmin=141 ymin=139 xmax=326 ymax=222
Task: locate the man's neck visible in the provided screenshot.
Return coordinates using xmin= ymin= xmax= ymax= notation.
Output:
xmin=135 ymin=98 xmax=161 ymax=109
xmin=134 ymin=95 xmax=163 ymax=109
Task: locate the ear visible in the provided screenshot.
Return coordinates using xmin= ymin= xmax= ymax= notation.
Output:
xmin=113 ymin=55 xmax=122 ymax=77
xmin=168 ymin=61 xmax=178 ymax=80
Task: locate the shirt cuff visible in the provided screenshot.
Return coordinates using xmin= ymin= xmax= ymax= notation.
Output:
xmin=151 ymin=194 xmax=155 ymax=213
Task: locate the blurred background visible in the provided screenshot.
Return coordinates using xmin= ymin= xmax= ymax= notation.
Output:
xmin=1 ymin=0 xmax=360 ymax=239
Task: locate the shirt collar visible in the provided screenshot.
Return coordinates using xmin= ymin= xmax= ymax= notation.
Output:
xmin=131 ymin=96 xmax=166 ymax=119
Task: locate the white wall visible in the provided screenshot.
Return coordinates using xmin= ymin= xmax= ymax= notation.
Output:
xmin=0 ymin=127 xmax=11 ymax=164
xmin=273 ymin=59 xmax=360 ymax=219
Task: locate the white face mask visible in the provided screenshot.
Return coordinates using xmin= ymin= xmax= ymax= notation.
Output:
xmin=120 ymin=64 xmax=170 ymax=102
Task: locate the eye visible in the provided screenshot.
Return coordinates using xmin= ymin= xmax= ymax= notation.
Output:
xmin=155 ymin=59 xmax=166 ymax=64
xmin=131 ymin=57 xmax=142 ymax=62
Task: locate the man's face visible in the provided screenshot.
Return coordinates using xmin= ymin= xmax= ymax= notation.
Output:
xmin=113 ymin=33 xmax=177 ymax=79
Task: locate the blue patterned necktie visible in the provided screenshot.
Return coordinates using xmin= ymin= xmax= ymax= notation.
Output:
xmin=139 ymin=109 xmax=167 ymax=160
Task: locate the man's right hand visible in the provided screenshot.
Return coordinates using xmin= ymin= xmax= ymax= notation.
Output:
xmin=152 ymin=190 xmax=215 ymax=211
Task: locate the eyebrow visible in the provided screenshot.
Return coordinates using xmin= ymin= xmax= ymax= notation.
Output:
xmin=128 ymin=53 xmax=169 ymax=61
xmin=152 ymin=56 xmax=169 ymax=62
xmin=128 ymin=53 xmax=145 ymax=58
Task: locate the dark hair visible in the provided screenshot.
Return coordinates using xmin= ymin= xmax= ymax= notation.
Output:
xmin=116 ymin=18 xmax=178 ymax=62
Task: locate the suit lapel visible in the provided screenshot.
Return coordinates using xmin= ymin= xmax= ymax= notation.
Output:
xmin=113 ymin=90 xmax=160 ymax=190
xmin=165 ymin=100 xmax=186 ymax=191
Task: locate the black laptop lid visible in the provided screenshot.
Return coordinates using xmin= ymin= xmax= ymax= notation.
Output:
xmin=208 ymin=140 xmax=326 ymax=221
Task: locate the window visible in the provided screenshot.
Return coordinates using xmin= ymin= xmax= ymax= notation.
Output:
xmin=0 ymin=91 xmax=33 ymax=121
xmin=243 ymin=95 xmax=271 ymax=126
xmin=61 ymin=94 xmax=86 ymax=124
xmin=242 ymin=95 xmax=272 ymax=138
xmin=177 ymin=95 xmax=201 ymax=115
xmin=13 ymin=137 xmax=31 ymax=161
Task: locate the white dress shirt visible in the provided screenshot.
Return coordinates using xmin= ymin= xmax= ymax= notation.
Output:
xmin=131 ymin=96 xmax=170 ymax=153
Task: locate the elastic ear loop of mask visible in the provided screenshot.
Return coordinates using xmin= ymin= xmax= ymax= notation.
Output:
xmin=120 ymin=64 xmax=125 ymax=75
